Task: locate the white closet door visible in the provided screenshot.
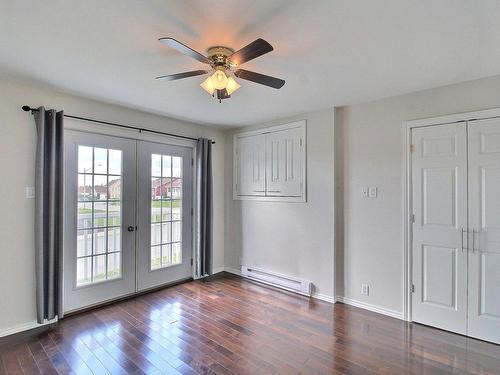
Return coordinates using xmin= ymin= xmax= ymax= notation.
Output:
xmin=468 ymin=118 xmax=500 ymax=344
xmin=411 ymin=122 xmax=468 ymax=335
xmin=266 ymin=127 xmax=303 ymax=196
xmin=235 ymin=134 xmax=266 ymax=196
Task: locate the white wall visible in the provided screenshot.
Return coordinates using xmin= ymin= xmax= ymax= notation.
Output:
xmin=224 ymin=108 xmax=335 ymax=299
xmin=6 ymin=71 xmax=500 ymax=335
xmin=336 ymin=74 xmax=500 ymax=314
xmin=0 ymin=77 xmax=225 ymax=334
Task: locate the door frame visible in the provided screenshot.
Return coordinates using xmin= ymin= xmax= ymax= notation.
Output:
xmin=62 ymin=118 xmax=200 ymax=313
xmin=402 ymin=106 xmax=500 ymax=322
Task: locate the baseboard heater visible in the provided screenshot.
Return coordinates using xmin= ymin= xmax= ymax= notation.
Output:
xmin=240 ymin=266 xmax=312 ymax=296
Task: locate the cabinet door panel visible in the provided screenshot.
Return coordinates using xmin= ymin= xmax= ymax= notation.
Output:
xmin=266 ymin=127 xmax=303 ymax=196
xmin=235 ymin=134 xmax=266 ymax=195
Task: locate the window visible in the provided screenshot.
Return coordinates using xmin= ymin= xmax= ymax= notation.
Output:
xmin=76 ymin=146 xmax=122 ymax=286
xmin=150 ymin=154 xmax=183 ymax=270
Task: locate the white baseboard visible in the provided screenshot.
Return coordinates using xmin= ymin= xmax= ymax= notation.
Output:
xmin=0 ymin=318 xmax=57 ymax=338
xmin=312 ymin=293 xmax=336 ymax=304
xmin=220 ymin=267 xmax=241 ymax=276
xmin=336 ymin=296 xmax=403 ymax=320
xmin=212 ymin=266 xmax=226 ymax=274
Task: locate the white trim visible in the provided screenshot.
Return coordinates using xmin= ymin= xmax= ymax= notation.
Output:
xmin=223 ymin=267 xmax=241 ymax=276
xmin=0 ymin=318 xmax=57 ymax=338
xmin=211 ymin=267 xmax=241 ymax=276
xmin=233 ymin=120 xmax=307 ymax=139
xmin=402 ymin=121 xmax=412 ymax=322
xmin=336 ymin=296 xmax=404 ymax=320
xmin=232 ymin=120 xmax=307 ymax=202
xmin=312 ymin=293 xmax=336 ymax=304
xmin=403 ymin=107 xmax=500 ymax=129
xmin=212 ymin=266 xmax=226 ymax=275
xmin=401 ymin=106 xmax=500 ymax=323
xmin=332 ymin=108 xmax=336 ymax=304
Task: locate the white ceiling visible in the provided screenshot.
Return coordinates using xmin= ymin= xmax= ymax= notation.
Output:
xmin=2 ymin=1 xmax=500 ymax=127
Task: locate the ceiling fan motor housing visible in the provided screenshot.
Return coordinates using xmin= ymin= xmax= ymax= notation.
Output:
xmin=207 ymin=46 xmax=235 ymax=69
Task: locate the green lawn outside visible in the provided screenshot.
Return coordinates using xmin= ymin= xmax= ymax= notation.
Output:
xmin=151 ymin=200 xmax=182 ymax=208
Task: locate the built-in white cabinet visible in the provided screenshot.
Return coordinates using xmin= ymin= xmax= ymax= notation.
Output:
xmin=235 ymin=133 xmax=266 ymax=196
xmin=233 ymin=120 xmax=306 ymax=202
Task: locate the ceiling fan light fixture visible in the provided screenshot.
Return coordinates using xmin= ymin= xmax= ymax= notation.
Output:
xmin=157 ymin=38 xmax=285 ymax=100
xmin=211 ymin=69 xmax=228 ymax=90
xmin=225 ymin=76 xmax=241 ymax=95
xmin=200 ymin=76 xmax=215 ymax=95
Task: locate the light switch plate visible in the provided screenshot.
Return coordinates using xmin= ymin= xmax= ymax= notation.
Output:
xmin=369 ymin=187 xmax=377 ymax=198
xmin=25 ymin=186 xmax=35 ymax=199
xmin=361 ymin=187 xmax=369 ymax=198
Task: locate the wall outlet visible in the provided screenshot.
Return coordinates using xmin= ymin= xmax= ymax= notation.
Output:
xmin=361 ymin=187 xmax=369 ymax=198
xmin=25 ymin=186 xmax=35 ymax=199
xmin=361 ymin=283 xmax=370 ymax=296
xmin=368 ymin=187 xmax=377 ymax=198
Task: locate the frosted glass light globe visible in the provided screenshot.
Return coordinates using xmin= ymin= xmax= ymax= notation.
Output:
xmin=211 ymin=70 xmax=228 ymax=90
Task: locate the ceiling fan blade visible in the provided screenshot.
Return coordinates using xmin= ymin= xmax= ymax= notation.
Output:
xmin=159 ymin=37 xmax=212 ymax=64
xmin=155 ymin=70 xmax=209 ymax=81
xmin=228 ymin=38 xmax=273 ymax=66
xmin=234 ymin=69 xmax=285 ymax=89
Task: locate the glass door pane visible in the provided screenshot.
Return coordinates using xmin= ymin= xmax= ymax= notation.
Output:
xmin=76 ymin=146 xmax=123 ymax=286
xmin=64 ymin=131 xmax=136 ymax=313
xmin=137 ymin=141 xmax=193 ymax=291
xmin=150 ymin=154 xmax=183 ymax=270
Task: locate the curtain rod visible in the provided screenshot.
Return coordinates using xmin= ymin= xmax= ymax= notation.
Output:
xmin=21 ymin=106 xmax=215 ymax=144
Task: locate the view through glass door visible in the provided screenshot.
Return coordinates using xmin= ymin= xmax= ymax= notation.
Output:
xmin=137 ymin=141 xmax=193 ymax=291
xmin=64 ymin=131 xmax=136 ymax=312
xmin=63 ymin=131 xmax=193 ymax=313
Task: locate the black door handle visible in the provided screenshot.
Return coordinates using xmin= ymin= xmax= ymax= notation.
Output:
xmin=127 ymin=226 xmax=135 ymax=232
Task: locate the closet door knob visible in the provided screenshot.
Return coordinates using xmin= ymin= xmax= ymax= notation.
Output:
xmin=460 ymin=229 xmax=466 ymax=252
xmin=127 ymin=226 xmax=135 ymax=232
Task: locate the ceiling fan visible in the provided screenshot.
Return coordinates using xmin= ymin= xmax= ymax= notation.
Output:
xmin=156 ymin=38 xmax=285 ymax=102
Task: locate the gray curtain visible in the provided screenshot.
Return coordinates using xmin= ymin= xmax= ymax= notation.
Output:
xmin=196 ymin=138 xmax=213 ymax=277
xmin=34 ymin=107 xmax=64 ymax=323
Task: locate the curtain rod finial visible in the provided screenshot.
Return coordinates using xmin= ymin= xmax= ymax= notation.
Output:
xmin=22 ymin=105 xmax=38 ymax=113
xmin=22 ymin=106 xmax=39 ymax=113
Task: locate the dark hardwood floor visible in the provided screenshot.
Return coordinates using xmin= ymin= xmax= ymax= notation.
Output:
xmin=1 ymin=273 xmax=499 ymax=374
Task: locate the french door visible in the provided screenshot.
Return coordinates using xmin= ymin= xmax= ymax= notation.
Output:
xmin=64 ymin=131 xmax=193 ymax=313
xmin=137 ymin=141 xmax=193 ymax=291
xmin=411 ymin=118 xmax=500 ymax=344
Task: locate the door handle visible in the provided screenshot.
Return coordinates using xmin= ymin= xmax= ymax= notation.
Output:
xmin=471 ymin=229 xmax=475 ymax=253
xmin=460 ymin=228 xmax=466 ymax=252
xmin=472 ymin=229 xmax=479 ymax=253
xmin=472 ymin=229 xmax=486 ymax=253
xmin=127 ymin=226 xmax=135 ymax=232
xmin=267 ymin=190 xmax=281 ymax=193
